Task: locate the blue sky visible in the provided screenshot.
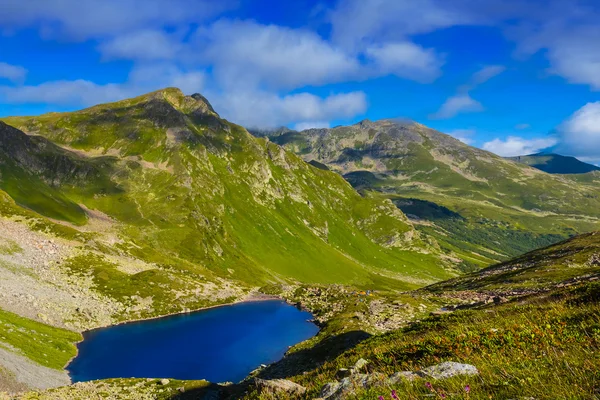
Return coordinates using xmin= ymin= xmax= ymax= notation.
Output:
xmin=1 ymin=0 xmax=600 ymax=162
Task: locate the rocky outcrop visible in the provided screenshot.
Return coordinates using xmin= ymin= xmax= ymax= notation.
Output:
xmin=319 ymin=361 xmax=479 ymax=399
xmin=255 ymin=378 xmax=306 ymax=397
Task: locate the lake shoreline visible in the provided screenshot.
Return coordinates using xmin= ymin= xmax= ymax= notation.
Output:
xmin=66 ymin=295 xmax=318 ymax=384
xmin=64 ymin=292 xmax=283 ymax=382
xmin=86 ymin=292 xmax=282 ymax=333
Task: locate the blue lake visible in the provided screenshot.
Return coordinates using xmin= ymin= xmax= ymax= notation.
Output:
xmin=67 ymin=300 xmax=318 ymax=383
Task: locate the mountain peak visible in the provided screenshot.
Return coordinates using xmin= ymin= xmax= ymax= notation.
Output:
xmin=142 ymin=87 xmax=219 ymax=117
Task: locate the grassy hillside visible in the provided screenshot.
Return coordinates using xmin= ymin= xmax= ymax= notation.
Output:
xmin=508 ymin=152 xmax=600 ymax=174
xmin=0 ymin=89 xmax=458 ymax=336
xmin=261 ymin=120 xmax=600 ymax=268
xmin=0 ymin=89 xmax=466 ymax=394
xmin=244 ymin=232 xmax=600 ymax=399
xmin=19 ymin=232 xmax=600 ymax=399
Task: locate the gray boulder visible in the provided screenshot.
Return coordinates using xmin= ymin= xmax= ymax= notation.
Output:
xmin=320 ymin=372 xmax=387 ymax=400
xmin=419 ymin=361 xmax=478 ymax=380
xmin=255 ymin=378 xmax=307 ymax=397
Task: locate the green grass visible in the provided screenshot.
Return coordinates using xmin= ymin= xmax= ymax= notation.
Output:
xmin=0 ymin=309 xmax=81 ymax=370
xmin=428 ymin=231 xmax=600 ymax=293
xmin=17 ymin=378 xmax=212 ymax=400
xmin=267 ymin=120 xmax=600 ymax=268
xmin=2 ymin=93 xmax=458 ymax=294
xmin=60 ymin=253 xmax=237 ymax=322
xmin=244 ymin=232 xmax=600 ymax=399
xmin=249 ymin=282 xmax=600 ymax=400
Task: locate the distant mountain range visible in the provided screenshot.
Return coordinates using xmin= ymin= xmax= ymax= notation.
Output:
xmin=253 ymin=120 xmax=600 ymax=269
xmin=507 ymin=152 xmax=600 ymax=174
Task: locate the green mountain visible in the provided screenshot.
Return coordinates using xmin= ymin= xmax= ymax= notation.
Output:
xmin=258 ymin=119 xmax=600 ymax=268
xmin=2 ymin=91 xmax=599 ymax=398
xmin=507 ymin=152 xmax=600 ymax=174
xmin=0 ymin=90 xmax=457 ymax=331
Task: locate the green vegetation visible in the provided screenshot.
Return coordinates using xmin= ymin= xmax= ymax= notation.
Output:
xmin=247 ymin=232 xmax=600 ymax=399
xmin=0 ymin=309 xmax=80 ymax=370
xmin=16 ymin=378 xmax=212 ymax=400
xmin=289 ymin=284 xmax=599 ymax=399
xmin=263 ymin=120 xmax=600 ymax=268
xmin=0 ymin=239 xmax=20 ymax=255
xmin=2 ymin=90 xmax=599 ymax=399
xmin=61 ymin=253 xmax=238 ymax=322
xmin=0 ymin=89 xmax=456 ymax=293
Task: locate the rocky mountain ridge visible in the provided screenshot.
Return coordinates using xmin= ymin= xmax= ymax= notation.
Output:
xmin=257 ymin=119 xmax=600 ymax=268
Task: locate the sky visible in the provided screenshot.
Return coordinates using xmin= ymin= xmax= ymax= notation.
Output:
xmin=1 ymin=0 xmax=600 ymax=162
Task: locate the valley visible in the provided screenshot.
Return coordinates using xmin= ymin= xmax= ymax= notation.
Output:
xmin=0 ymin=89 xmax=598 ymax=399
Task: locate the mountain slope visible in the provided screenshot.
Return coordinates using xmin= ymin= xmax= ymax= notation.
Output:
xmin=507 ymin=152 xmax=600 ymax=174
xmin=258 ymin=119 xmax=600 ymax=268
xmin=251 ymin=231 xmax=600 ymax=400
xmin=0 ymin=90 xmax=457 ymax=330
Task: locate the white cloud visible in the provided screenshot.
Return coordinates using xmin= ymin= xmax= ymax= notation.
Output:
xmin=483 ymin=101 xmax=600 ymax=161
xmin=196 ymin=20 xmax=360 ymax=90
xmin=0 ymin=0 xmax=229 ymax=39
xmin=294 ymin=121 xmax=331 ymax=131
xmin=329 ymin=0 xmax=478 ymax=51
xmin=556 ymin=102 xmax=600 ymax=160
xmin=431 ymin=94 xmax=483 ymax=119
xmin=431 ymin=65 xmax=504 ymax=119
xmin=0 ymin=64 xmax=205 ymax=106
xmin=0 ymin=62 xmax=27 ymax=83
xmin=469 ymin=65 xmax=506 ymax=87
xmin=365 ymin=42 xmax=443 ymax=83
xmin=446 ymin=129 xmax=476 ymax=145
xmin=212 ymin=90 xmax=367 ymax=129
xmin=508 ymin=2 xmax=600 ymax=90
xmin=482 ymin=136 xmax=557 ymax=157
xmin=98 ymin=30 xmax=182 ymax=60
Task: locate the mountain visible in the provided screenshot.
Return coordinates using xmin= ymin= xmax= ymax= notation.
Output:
xmin=0 ymin=89 xmax=470 ymax=392
xmin=257 ymin=119 xmax=600 ymax=268
xmin=1 ymin=91 xmax=598 ymax=398
xmin=0 ymin=89 xmax=458 ymax=331
xmin=507 ymin=152 xmax=600 ymax=174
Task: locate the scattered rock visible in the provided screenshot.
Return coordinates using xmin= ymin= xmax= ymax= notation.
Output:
xmin=389 ymin=371 xmax=420 ymax=383
xmin=320 ymin=381 xmax=342 ymax=399
xmin=352 ymin=358 xmax=369 ymax=372
xmin=255 ymin=378 xmax=307 ymax=397
xmin=419 ymin=362 xmax=478 ymax=380
xmin=159 ymin=379 xmax=170 ymax=385
xmin=320 ymin=373 xmax=386 ymax=400
xmin=587 ymin=253 xmax=600 ymax=266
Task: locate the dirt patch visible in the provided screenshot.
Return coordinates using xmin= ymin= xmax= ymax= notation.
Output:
xmin=0 ymin=347 xmax=69 ymax=392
